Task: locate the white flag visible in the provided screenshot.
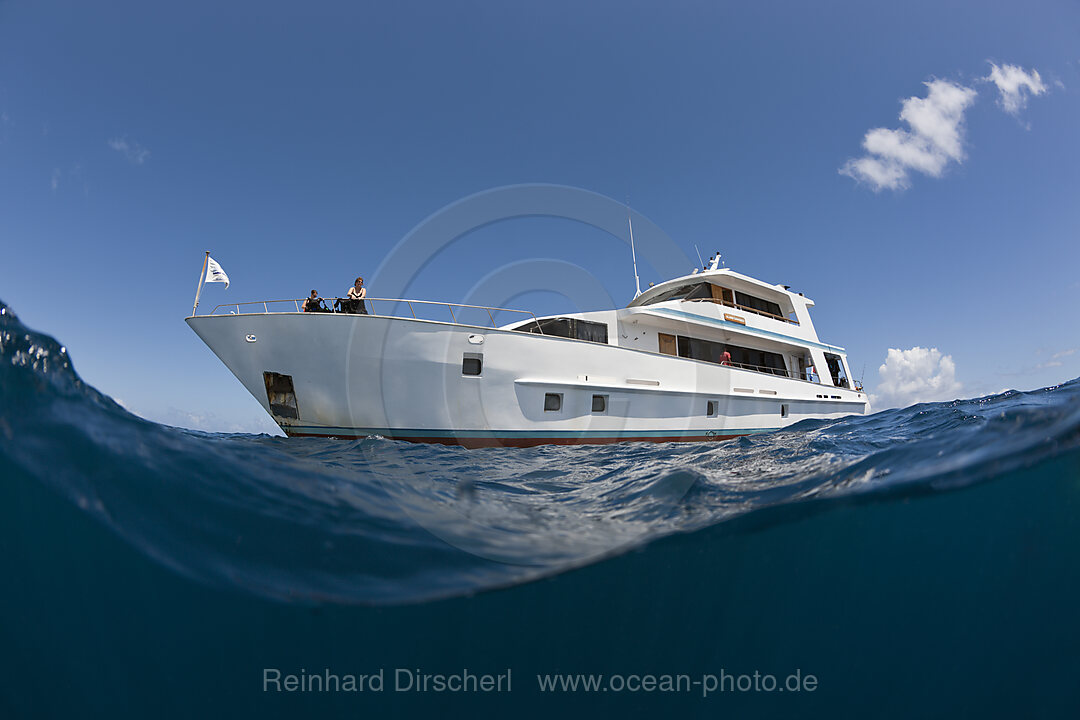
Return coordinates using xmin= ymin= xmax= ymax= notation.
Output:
xmin=205 ymin=256 xmax=230 ymax=289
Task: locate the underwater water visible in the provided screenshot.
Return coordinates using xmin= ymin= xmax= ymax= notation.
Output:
xmin=1 ymin=300 xmax=1079 ymax=718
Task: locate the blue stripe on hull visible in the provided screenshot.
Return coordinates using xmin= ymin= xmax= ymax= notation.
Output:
xmin=648 ymin=308 xmax=845 ymax=352
xmin=285 ymin=425 xmax=781 ymax=438
xmin=281 ymin=425 xmax=782 ymax=447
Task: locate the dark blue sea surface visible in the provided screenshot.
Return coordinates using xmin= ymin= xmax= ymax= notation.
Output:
xmin=1 ymin=300 xmax=1079 ymax=719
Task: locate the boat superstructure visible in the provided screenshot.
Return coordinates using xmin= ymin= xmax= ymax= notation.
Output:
xmin=187 ymin=266 xmax=869 ymax=447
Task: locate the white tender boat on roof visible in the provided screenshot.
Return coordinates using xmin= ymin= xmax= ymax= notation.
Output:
xmin=187 ymin=257 xmax=869 ymax=447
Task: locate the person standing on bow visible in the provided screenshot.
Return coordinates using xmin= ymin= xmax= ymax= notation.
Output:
xmin=346 ymin=276 xmax=368 ymax=314
xmin=302 ymin=290 xmax=327 ymax=312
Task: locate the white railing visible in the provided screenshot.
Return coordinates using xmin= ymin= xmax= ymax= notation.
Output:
xmin=683 ymin=297 xmax=800 ymax=324
xmin=205 ymin=297 xmax=544 ymax=331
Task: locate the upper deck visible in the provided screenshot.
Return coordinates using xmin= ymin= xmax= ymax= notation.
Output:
xmin=629 ymin=268 xmax=812 ymax=320
xmin=620 ymin=267 xmax=840 ymax=349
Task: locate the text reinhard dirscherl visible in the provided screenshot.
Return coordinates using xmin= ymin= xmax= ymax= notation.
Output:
xmin=262 ymin=668 xmax=819 ymax=697
xmin=264 ymin=668 xmax=511 ymax=694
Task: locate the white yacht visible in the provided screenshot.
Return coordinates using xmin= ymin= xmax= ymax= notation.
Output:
xmin=187 ymin=259 xmax=869 ymax=447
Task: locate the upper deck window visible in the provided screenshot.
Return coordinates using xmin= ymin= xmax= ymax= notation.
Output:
xmin=733 ymin=291 xmax=783 ymax=319
xmin=639 ymin=282 xmax=792 ymax=322
xmin=641 ymin=282 xmax=713 ymax=305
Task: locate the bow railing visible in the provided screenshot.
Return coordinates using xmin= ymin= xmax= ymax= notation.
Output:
xmin=204 ymin=297 xmax=543 ymax=331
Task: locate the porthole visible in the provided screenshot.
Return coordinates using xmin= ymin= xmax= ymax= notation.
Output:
xmin=592 ymin=395 xmax=607 ymax=413
xmin=544 ymin=393 xmax=562 ymax=412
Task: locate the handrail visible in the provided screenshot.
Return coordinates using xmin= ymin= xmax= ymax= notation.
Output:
xmin=723 ymin=359 xmax=859 ymax=389
xmin=723 ymin=360 xmax=802 ymax=380
xmin=203 ymin=296 xmax=543 ymax=331
xmin=683 ymin=297 xmax=799 ymax=324
xmin=718 ymin=359 xmax=854 ymax=387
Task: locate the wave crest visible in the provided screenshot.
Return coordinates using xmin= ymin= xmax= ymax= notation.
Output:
xmin=2 ymin=299 xmax=1079 ymax=605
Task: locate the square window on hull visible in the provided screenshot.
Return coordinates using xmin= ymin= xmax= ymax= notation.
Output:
xmin=462 ymin=353 xmax=483 ymax=376
xmin=592 ymin=395 xmax=607 ymax=413
xmin=545 ymin=393 xmax=562 ymax=412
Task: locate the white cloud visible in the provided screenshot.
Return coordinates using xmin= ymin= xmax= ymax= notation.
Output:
xmin=1036 ymin=348 xmax=1078 ymax=371
xmin=107 ymin=136 xmax=150 ymax=165
xmin=149 ymin=406 xmax=282 ymax=435
xmin=841 ymin=79 xmax=978 ymax=191
xmin=50 ymin=168 xmax=61 ymax=191
xmin=984 ymin=63 xmax=1047 ymax=115
xmin=869 ymin=346 xmax=963 ymax=410
xmin=109 ymin=395 xmax=279 ymax=434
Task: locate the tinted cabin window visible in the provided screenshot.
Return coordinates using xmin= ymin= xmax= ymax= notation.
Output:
xmin=517 ymin=317 xmax=608 ymax=344
xmin=574 ymin=319 xmax=609 ymax=344
xmin=462 ymin=354 xmax=482 ymax=376
xmin=592 ymin=395 xmax=607 ymax=413
xmin=544 ymin=393 xmax=562 ymax=411
xmin=675 ymin=335 xmax=789 ymax=376
xmin=677 ymin=335 xmax=728 ymax=365
xmin=734 ymin=291 xmax=783 ymax=318
xmin=641 ymin=282 xmax=712 ymax=305
xmin=526 ymin=317 xmax=572 ymax=338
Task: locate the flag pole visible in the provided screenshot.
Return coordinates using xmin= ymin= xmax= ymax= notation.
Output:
xmin=192 ymin=251 xmax=209 ymax=316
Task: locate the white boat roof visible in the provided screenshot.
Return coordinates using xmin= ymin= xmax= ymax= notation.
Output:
xmin=626 ymin=268 xmax=815 ymax=308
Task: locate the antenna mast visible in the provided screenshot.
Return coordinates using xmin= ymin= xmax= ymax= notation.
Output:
xmin=628 ymin=212 xmax=642 ymax=297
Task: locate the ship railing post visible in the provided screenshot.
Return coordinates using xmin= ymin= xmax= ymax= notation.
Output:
xmin=263 ymin=302 xmax=268 ymax=314
xmin=294 ymin=299 xmax=300 ymax=312
xmin=447 ymin=304 xmax=457 ymax=324
xmin=485 ymin=308 xmax=495 ymax=328
xmin=408 ymin=301 xmax=416 ymax=319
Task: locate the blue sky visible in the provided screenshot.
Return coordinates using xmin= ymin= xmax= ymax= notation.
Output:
xmin=1 ymin=0 xmax=1077 ymax=432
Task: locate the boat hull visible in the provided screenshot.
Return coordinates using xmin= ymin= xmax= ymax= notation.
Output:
xmin=186 ymin=313 xmax=870 ymax=447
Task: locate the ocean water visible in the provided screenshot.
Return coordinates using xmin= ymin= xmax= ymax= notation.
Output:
xmin=1 ymin=300 xmax=1079 ymax=718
